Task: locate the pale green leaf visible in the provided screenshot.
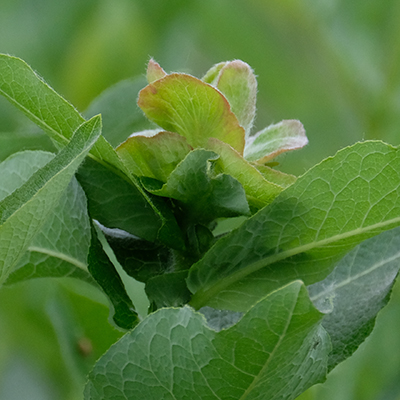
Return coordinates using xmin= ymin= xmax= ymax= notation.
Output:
xmin=146 ymin=58 xmax=167 ymax=83
xmin=244 ymin=120 xmax=308 ymax=163
xmin=138 ymin=73 xmax=246 ymax=154
xmin=84 ymin=281 xmax=330 ymax=400
xmin=188 ymin=141 xmax=400 ymax=311
xmin=308 ymin=225 xmax=400 ymax=370
xmin=117 ymin=131 xmax=192 ymax=182
xmin=0 ymin=115 xmax=101 ymax=285
xmin=212 ymin=60 xmax=257 ymax=138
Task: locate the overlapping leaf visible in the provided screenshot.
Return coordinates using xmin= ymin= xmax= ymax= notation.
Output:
xmin=188 ymin=141 xmax=400 ymax=311
xmin=308 ymin=225 xmax=400 ymax=370
xmin=203 ymin=60 xmax=257 ymax=138
xmin=117 ymin=131 xmax=192 ymax=182
xmin=84 ymin=281 xmax=330 ymax=400
xmin=0 ymin=115 xmax=101 ymax=285
xmin=0 ymin=54 xmax=181 ymax=247
xmin=142 ymin=149 xmax=250 ymax=223
xmin=138 ymin=73 xmax=246 ymax=154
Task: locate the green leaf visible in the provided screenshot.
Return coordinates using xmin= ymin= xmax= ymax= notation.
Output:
xmin=145 ymin=271 xmax=192 ymax=309
xmin=6 ymin=177 xmax=93 ymax=285
xmin=244 ymin=120 xmax=308 ymax=163
xmin=308 ymin=225 xmax=400 ymax=370
xmin=85 ymin=76 xmax=152 ymax=147
xmin=210 ymin=60 xmax=257 ymax=138
xmin=0 ymin=54 xmax=134 ymax=176
xmin=84 ymin=281 xmax=330 ymax=400
xmin=0 ymin=115 xmax=101 ymax=285
xmin=87 ymin=223 xmax=139 ymax=331
xmin=101 ymin=227 xmax=171 ymax=283
xmin=188 ymin=141 xmax=400 ymax=312
xmin=254 ymin=164 xmax=297 ymax=188
xmin=138 ymin=73 xmax=246 ymax=154
xmin=117 ymin=131 xmax=192 ymax=182
xmin=0 ymin=151 xmax=92 ymax=284
xmin=208 ymin=138 xmax=283 ymax=210
xmin=146 ymin=58 xmax=167 ymax=83
xmin=143 ymin=149 xmax=250 ymax=223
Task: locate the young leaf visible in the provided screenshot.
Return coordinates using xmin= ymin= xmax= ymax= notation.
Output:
xmin=146 ymin=58 xmax=167 ymax=83
xmin=85 ymin=76 xmax=152 ymax=147
xmin=208 ymin=138 xmax=283 ymax=209
xmin=308 ymin=225 xmax=400 ymax=370
xmin=188 ymin=141 xmax=400 ymax=312
xmin=117 ymin=131 xmax=192 ymax=182
xmin=138 ymin=73 xmax=246 ymax=154
xmin=84 ymin=281 xmax=330 ymax=400
xmin=212 ymin=60 xmax=257 ymax=138
xmin=0 ymin=115 xmax=101 ymax=285
xmin=244 ymin=120 xmax=308 ymax=163
xmin=254 ymin=164 xmax=297 ymax=188
xmin=87 ymin=223 xmax=139 ymax=331
xmin=142 ymin=149 xmax=250 ymax=223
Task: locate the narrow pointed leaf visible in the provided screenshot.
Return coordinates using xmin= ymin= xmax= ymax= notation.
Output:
xmin=87 ymin=223 xmax=139 ymax=331
xmin=117 ymin=131 xmax=192 ymax=182
xmin=138 ymin=73 xmax=246 ymax=154
xmin=0 ymin=54 xmax=124 ymax=170
xmin=6 ymin=177 xmax=92 ymax=285
xmin=244 ymin=120 xmax=308 ymax=163
xmin=188 ymin=141 xmax=400 ymax=311
xmin=208 ymin=138 xmax=283 ymax=210
xmin=308 ymin=225 xmax=400 ymax=370
xmin=84 ymin=281 xmax=330 ymax=400
xmin=0 ymin=115 xmax=101 ymax=285
xmin=0 ymin=151 xmax=91 ymax=284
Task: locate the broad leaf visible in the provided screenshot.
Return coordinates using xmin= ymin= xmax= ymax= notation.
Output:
xmin=84 ymin=281 xmax=330 ymax=400
xmin=138 ymin=73 xmax=246 ymax=154
xmin=117 ymin=131 xmax=192 ymax=182
xmin=308 ymin=225 xmax=400 ymax=370
xmin=87 ymin=223 xmax=139 ymax=330
xmin=142 ymin=149 xmax=250 ymax=223
xmin=208 ymin=138 xmax=283 ymax=210
xmin=188 ymin=141 xmax=400 ymax=311
xmin=0 ymin=115 xmax=101 ymax=285
xmin=244 ymin=120 xmax=308 ymax=163
xmin=85 ymin=76 xmax=152 ymax=147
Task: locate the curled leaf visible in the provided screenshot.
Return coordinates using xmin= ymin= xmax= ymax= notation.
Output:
xmin=245 ymin=120 xmax=308 ymax=163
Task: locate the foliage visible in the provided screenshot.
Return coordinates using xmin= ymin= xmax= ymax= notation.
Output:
xmin=1 ymin=53 xmax=400 ymax=399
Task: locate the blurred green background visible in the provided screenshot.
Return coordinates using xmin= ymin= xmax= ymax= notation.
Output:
xmin=1 ymin=1 xmax=400 ymax=399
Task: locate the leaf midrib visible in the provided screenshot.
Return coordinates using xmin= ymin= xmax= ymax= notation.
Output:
xmin=28 ymin=246 xmax=88 ymax=270
xmin=189 ymin=215 xmax=400 ymax=309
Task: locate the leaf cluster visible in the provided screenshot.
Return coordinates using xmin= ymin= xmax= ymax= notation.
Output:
xmin=1 ymin=54 xmax=400 ymax=399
